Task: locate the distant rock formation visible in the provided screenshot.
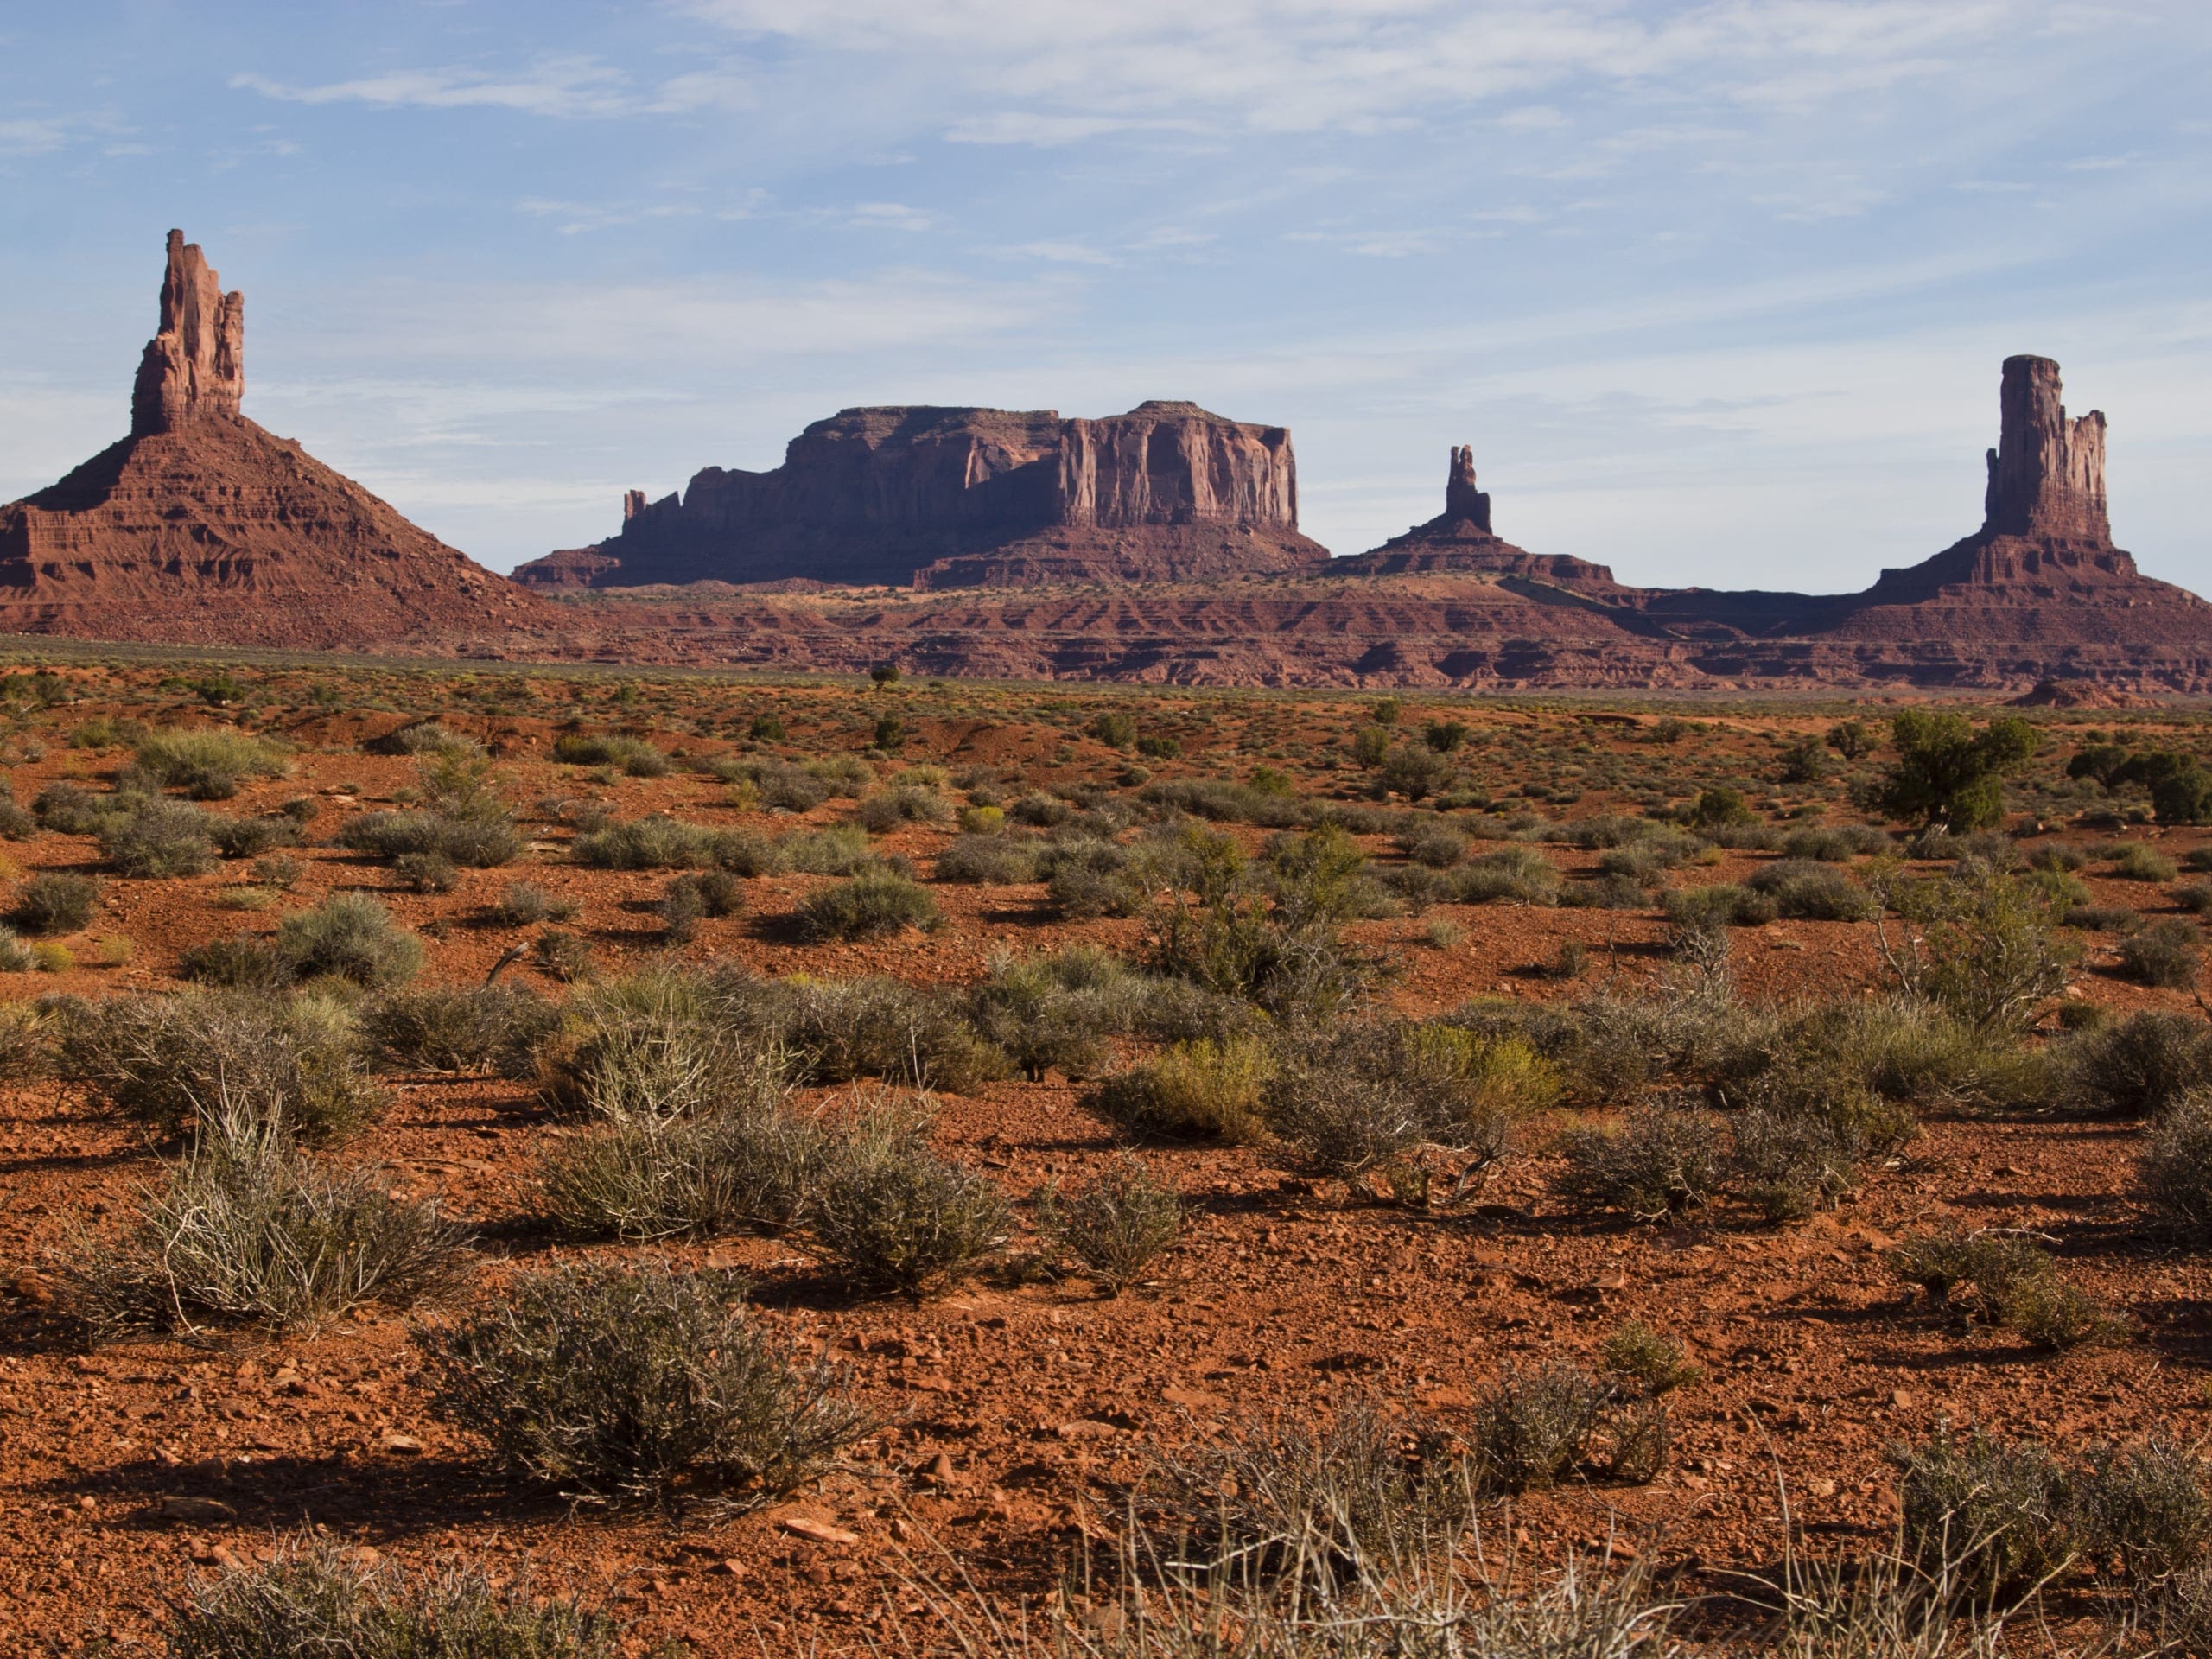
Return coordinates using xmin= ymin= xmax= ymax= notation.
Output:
xmin=1444 ymin=445 xmax=1490 ymax=529
xmin=0 ymin=229 xmax=550 ymax=651
xmin=1327 ymin=447 xmax=1623 ymax=588
xmin=514 ymin=400 xmax=1329 ymax=591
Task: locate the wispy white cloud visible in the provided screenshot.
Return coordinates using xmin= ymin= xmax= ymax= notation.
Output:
xmin=231 ymin=54 xmax=750 ymax=120
xmin=686 ymin=0 xmax=2044 ymax=143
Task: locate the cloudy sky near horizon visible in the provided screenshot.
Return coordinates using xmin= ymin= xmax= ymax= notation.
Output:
xmin=2 ymin=1 xmax=2208 ymax=591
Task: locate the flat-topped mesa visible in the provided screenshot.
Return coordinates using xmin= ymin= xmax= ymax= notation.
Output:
xmin=516 ymin=400 xmax=1325 ymax=590
xmin=1444 ymin=444 xmax=1491 ymax=530
xmin=129 ymin=230 xmax=244 ymax=437
xmin=1983 ymin=354 xmax=2108 ymax=543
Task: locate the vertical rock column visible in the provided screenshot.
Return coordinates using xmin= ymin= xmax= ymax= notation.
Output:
xmin=1444 ymin=445 xmax=1491 ymax=530
xmin=1982 ymin=355 xmax=2109 ymax=543
xmin=129 ymin=230 xmax=245 ymax=437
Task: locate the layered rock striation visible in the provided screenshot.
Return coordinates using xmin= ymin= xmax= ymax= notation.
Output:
xmin=515 ymin=400 xmax=1329 ymax=592
xmin=0 ymin=230 xmax=551 ymax=651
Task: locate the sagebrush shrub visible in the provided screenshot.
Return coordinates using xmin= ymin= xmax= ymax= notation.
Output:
xmin=1147 ymin=1399 xmax=1477 ymax=1577
xmin=1890 ymin=1226 xmax=2120 ymax=1349
xmin=490 ymin=880 xmax=575 ymax=926
xmin=1452 ymin=846 xmax=1560 ymax=906
xmin=936 ymin=833 xmax=1044 ymax=886
xmin=169 ymin=1540 xmax=626 ymax=1659
xmin=1554 ymin=1096 xmax=1724 ymax=1221
xmin=2121 ymin=918 xmax=2203 ymax=988
xmin=541 ymin=1109 xmax=823 ymax=1241
xmin=9 ymin=872 xmax=99 ymax=934
xmin=552 ymin=733 xmax=669 ymax=776
xmin=1894 ymin=1425 xmax=2074 ymax=1599
xmin=274 ymin=893 xmax=423 ymax=987
xmin=65 ymin=1109 xmax=464 ymax=1337
xmin=2139 ymin=1090 xmax=2212 ymax=1242
xmin=536 ymin=970 xmax=782 ymax=1121
xmin=2060 ymin=1012 xmax=2212 ymax=1116
xmin=420 ymin=1262 xmax=868 ymax=1509
xmin=795 ymin=868 xmax=938 ymax=941
xmin=766 ymin=973 xmax=1005 ymax=1093
xmin=99 ymin=795 xmax=219 ymax=877
xmin=1470 ymin=1365 xmax=1611 ymax=1493
xmin=363 ymin=983 xmax=558 ymax=1076
xmin=1601 ymin=1320 xmax=1701 ymax=1397
xmin=2075 ymin=1439 xmax=2212 ymax=1584
xmin=132 ymin=728 xmax=291 ymax=798
xmin=570 ymin=813 xmax=721 ymax=870
xmin=1036 ymin=1155 xmax=1181 ymax=1294
xmin=59 ymin=990 xmax=385 ymax=1140
xmin=800 ymin=1097 xmax=1010 ymax=1295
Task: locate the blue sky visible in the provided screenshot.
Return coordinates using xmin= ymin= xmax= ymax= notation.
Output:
xmin=2 ymin=1 xmax=2207 ymax=591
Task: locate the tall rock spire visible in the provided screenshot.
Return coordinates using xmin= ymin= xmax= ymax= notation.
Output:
xmin=1444 ymin=445 xmax=1491 ymax=530
xmin=1982 ymin=355 xmax=2108 ymax=543
xmin=129 ymin=230 xmax=244 ymax=436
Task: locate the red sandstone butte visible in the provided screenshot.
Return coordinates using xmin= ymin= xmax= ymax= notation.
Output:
xmin=0 ymin=230 xmax=555 ymax=652
xmin=513 ymin=401 xmax=1329 ymax=592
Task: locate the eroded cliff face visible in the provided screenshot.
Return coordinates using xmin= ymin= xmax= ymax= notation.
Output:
xmin=515 ymin=401 xmax=1322 ymax=590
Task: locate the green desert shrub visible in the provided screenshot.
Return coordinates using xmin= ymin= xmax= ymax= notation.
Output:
xmin=362 ymin=983 xmax=559 ymax=1076
xmin=1781 ymin=823 xmax=1891 ymax=861
xmin=34 ymin=781 xmax=116 ymax=836
xmin=1451 ymin=846 xmax=1560 ymax=906
xmin=2121 ymin=918 xmax=2203 ymax=988
xmin=763 ymin=973 xmax=1004 ymax=1094
xmin=99 ymin=795 xmax=220 ymax=877
xmin=1745 ymin=858 xmax=1877 ymax=921
xmin=8 ymin=872 xmax=99 ymax=934
xmin=64 ymin=1109 xmax=463 ymax=1338
xmin=659 ymin=869 xmax=746 ymax=942
xmin=59 ymin=989 xmax=385 ymax=1141
xmin=1085 ymin=1033 xmax=1274 ymax=1142
xmin=2113 ymin=842 xmax=2182 ymax=882
xmin=2061 ymin=1011 xmax=2212 ymax=1116
xmin=2074 ymin=1438 xmax=2212 ymax=1584
xmin=1875 ymin=863 xmax=2077 ymax=1031
xmin=419 ymin=1262 xmax=868 ymax=1510
xmin=1663 ymin=883 xmax=1777 ymax=935
xmin=339 ymin=809 xmax=521 ymax=868
xmin=1891 ymin=1226 xmax=2120 ymax=1349
xmin=794 ymin=868 xmax=938 ymax=941
xmin=131 ymin=728 xmax=291 ymax=799
xmin=489 ymin=880 xmax=576 ymax=926
xmin=1601 ymin=1320 xmax=1702 ymax=1397
xmin=1263 ymin=1023 xmax=1553 ymax=1189
xmin=168 ymin=1543 xmax=627 ymax=1659
xmin=771 ymin=823 xmax=876 ymax=875
xmin=570 ymin=813 xmax=721 ymax=870
xmin=1147 ymin=1398 xmax=1477 ymax=1576
xmin=854 ymin=786 xmax=950 ymax=833
xmin=207 ymin=812 xmax=306 ymax=861
xmin=935 ymin=833 xmax=1045 ymax=885
xmin=1035 ymin=1155 xmax=1182 ymax=1294
xmin=799 ymin=1097 xmax=1011 ymax=1297
xmin=552 ymin=732 xmax=669 ymax=776
xmin=274 ymin=893 xmax=424 ymax=987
